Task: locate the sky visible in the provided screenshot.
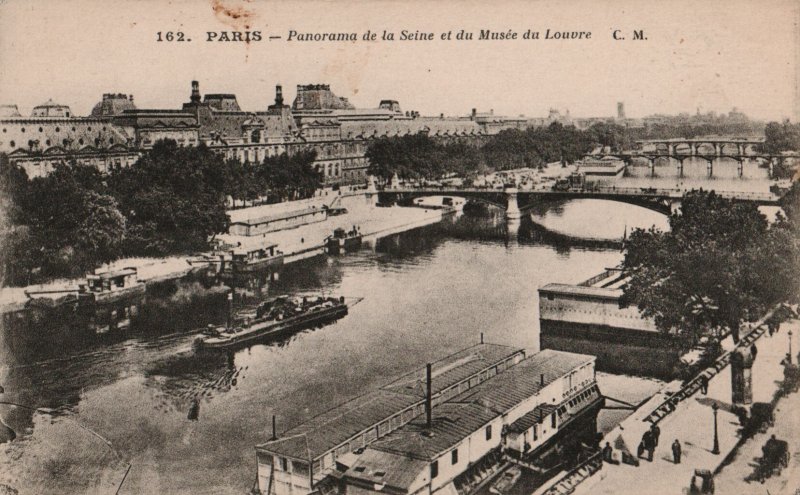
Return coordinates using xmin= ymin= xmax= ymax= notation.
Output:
xmin=0 ymin=0 xmax=798 ymax=121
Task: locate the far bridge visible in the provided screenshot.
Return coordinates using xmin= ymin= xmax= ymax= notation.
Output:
xmin=587 ymin=137 xmax=794 ymax=178
xmin=378 ymin=186 xmax=781 ymax=218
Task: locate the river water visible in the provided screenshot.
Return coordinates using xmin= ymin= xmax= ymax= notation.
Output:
xmin=0 ymin=199 xmax=689 ymax=494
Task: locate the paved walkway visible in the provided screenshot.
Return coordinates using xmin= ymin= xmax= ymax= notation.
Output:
xmin=572 ymin=318 xmax=800 ymax=495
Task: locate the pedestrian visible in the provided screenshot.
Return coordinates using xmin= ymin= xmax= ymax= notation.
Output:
xmin=642 ymin=430 xmax=654 ymax=462
xmin=650 ymin=423 xmax=661 ymax=447
xmin=700 ymin=374 xmax=709 ymax=395
xmin=672 ymin=439 xmax=682 ymax=464
xmin=602 ymin=442 xmax=613 ymax=462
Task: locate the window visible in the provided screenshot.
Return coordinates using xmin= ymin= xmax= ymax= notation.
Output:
xmin=280 ymin=457 xmax=288 ymax=471
xmin=551 ymin=413 xmax=556 ymax=429
xmin=451 ymin=449 xmax=458 ymax=465
xmin=547 ymin=293 xmax=554 ymax=301
xmin=430 ymin=460 xmax=438 ymax=479
xmin=485 ymin=425 xmax=492 ymax=440
xmin=9 ymin=140 xmax=14 ymax=148
xmin=38 ymin=127 xmax=43 ymax=132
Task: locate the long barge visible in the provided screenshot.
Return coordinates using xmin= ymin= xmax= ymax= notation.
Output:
xmin=194 ymin=295 xmax=348 ymax=350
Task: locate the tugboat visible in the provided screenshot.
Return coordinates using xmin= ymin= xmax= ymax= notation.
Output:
xmin=325 ymin=226 xmax=362 ymax=254
xmin=194 ymin=295 xmax=349 ymax=351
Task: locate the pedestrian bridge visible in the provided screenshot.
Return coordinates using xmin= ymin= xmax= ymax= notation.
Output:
xmin=377 ymin=186 xmax=781 ymax=217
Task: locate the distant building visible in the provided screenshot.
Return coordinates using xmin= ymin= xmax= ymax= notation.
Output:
xmin=617 ymin=102 xmax=626 ymax=119
xmin=91 ymin=93 xmax=137 ymax=118
xmin=31 ymin=99 xmax=72 ymax=118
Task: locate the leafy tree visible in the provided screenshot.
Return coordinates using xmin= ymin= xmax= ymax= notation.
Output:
xmin=762 ymin=121 xmax=800 ymax=154
xmin=258 ymin=150 xmax=321 ymax=202
xmin=622 ymin=190 xmax=798 ymax=347
xmin=110 ymin=140 xmax=229 ymax=256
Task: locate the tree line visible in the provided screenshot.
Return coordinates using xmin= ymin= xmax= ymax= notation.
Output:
xmin=0 ymin=140 xmax=321 ymax=286
xmin=366 ymin=122 xmax=598 ymax=181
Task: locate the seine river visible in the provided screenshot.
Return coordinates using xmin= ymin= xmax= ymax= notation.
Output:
xmin=0 ymin=198 xmax=702 ymax=494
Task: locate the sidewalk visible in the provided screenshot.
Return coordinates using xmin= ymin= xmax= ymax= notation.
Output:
xmin=572 ymin=318 xmax=800 ymax=495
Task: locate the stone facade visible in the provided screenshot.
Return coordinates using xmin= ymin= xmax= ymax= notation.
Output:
xmin=3 ymin=81 xmax=541 ymax=184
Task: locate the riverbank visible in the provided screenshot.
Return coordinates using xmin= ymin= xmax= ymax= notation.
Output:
xmin=566 ymin=313 xmax=800 ymax=495
xmin=0 ymin=194 xmax=450 ymax=315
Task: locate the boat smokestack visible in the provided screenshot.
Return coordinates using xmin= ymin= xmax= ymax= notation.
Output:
xmin=426 ymin=363 xmax=432 ymax=429
xmin=271 ymin=415 xmax=277 ymax=440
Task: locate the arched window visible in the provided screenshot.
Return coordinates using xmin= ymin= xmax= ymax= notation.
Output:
xmin=9 ymin=140 xmax=15 ymax=147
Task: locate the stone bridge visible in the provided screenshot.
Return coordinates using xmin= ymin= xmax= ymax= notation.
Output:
xmin=378 ymin=186 xmax=781 ymax=218
xmin=591 ymin=137 xmax=792 ymax=178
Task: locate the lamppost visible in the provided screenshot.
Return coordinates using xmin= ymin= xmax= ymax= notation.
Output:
xmin=711 ymin=402 xmax=720 ymax=455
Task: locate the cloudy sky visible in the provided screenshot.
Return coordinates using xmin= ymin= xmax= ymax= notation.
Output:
xmin=1 ymin=0 xmax=798 ymax=121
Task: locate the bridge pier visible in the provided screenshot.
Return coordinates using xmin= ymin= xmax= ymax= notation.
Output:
xmin=690 ymin=143 xmax=696 ymax=156
xmin=768 ymin=158 xmax=775 ymax=179
xmin=707 ymin=160 xmax=713 ymax=178
xmin=505 ymin=189 xmax=522 ymax=220
xmin=737 ymin=160 xmax=743 ymax=178
xmin=676 ymin=157 xmax=684 ymax=178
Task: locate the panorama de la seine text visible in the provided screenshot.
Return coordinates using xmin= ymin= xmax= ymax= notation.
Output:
xmin=156 ymin=28 xmax=648 ymax=43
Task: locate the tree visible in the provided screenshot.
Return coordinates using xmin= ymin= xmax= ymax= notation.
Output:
xmin=15 ymin=162 xmax=126 ymax=279
xmin=110 ymin=140 xmax=229 ymax=256
xmin=622 ymin=190 xmax=798 ymax=347
xmin=258 ymin=150 xmax=321 ymax=202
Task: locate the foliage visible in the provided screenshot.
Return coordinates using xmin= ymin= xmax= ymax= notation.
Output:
xmin=622 ymin=190 xmax=798 ymax=347
xmin=256 ymin=150 xmax=321 ymax=202
xmin=109 ymin=140 xmax=229 ymax=256
xmin=0 ymin=159 xmax=127 ymax=282
xmin=762 ymin=121 xmax=800 ymax=154
xmin=366 ymin=123 xmax=595 ymax=181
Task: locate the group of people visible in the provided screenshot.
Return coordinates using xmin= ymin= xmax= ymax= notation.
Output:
xmin=637 ymin=423 xmax=660 ymax=461
xmin=600 ymin=422 xmax=684 ymax=466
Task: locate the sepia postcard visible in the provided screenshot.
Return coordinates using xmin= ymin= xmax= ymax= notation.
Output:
xmin=0 ymin=0 xmax=799 ymax=493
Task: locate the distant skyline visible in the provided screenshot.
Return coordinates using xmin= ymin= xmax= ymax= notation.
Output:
xmin=1 ymin=0 xmax=798 ymax=121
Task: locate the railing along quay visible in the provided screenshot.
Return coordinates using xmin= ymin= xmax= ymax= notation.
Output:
xmin=642 ymin=306 xmax=781 ymax=426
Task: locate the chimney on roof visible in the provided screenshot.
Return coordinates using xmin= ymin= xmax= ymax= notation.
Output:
xmin=191 ymin=80 xmax=201 ymax=104
xmin=480 ymin=332 xmax=484 ymax=344
xmin=471 ymin=108 xmax=477 ymax=120
xmin=275 ymin=85 xmax=284 ymax=106
xmin=129 ymin=94 xmax=134 ymax=103
xmin=271 ymin=415 xmax=277 ymax=440
xmin=425 ymin=363 xmax=432 ymax=429
xmin=540 ymin=373 xmax=545 ymax=386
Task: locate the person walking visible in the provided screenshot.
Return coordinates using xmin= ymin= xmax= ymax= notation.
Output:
xmin=651 ymin=423 xmax=661 ymax=447
xmin=672 ymin=439 xmax=682 ymax=464
xmin=642 ymin=430 xmax=654 ymax=462
xmin=700 ymin=374 xmax=709 ymax=395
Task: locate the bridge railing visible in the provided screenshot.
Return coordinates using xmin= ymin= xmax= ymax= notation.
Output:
xmin=382 ymin=185 xmax=778 ymax=202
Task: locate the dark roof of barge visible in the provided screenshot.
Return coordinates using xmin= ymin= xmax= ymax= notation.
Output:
xmin=366 ymin=350 xmax=594 ymax=461
xmin=256 ymin=343 xmax=524 ymax=460
xmin=370 ymin=402 xmax=498 ymax=460
xmin=448 ymin=349 xmax=594 ymax=414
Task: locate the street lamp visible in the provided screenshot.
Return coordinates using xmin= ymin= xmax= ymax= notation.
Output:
xmin=711 ymin=402 xmax=720 ymax=455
